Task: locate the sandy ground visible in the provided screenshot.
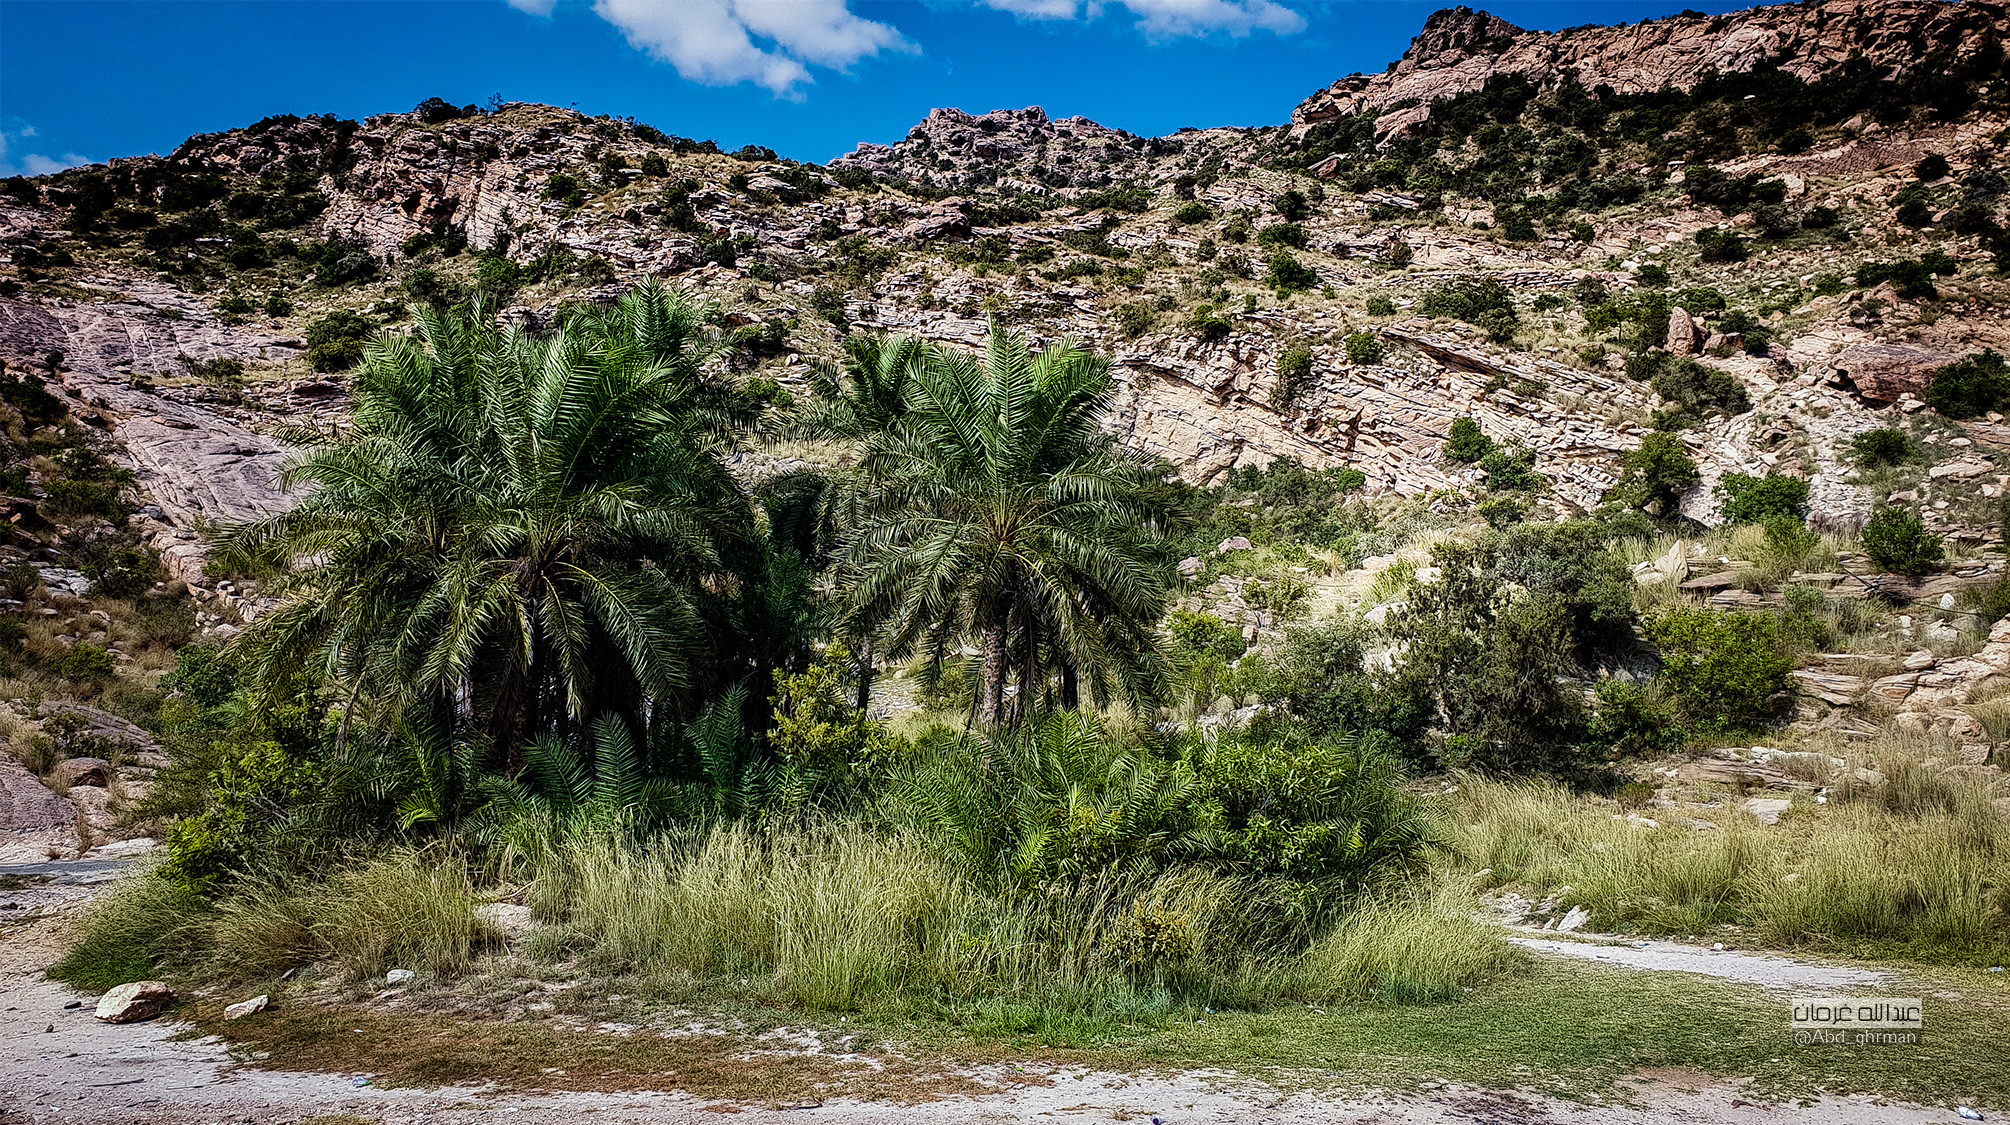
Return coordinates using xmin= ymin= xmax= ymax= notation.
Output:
xmin=1505 ymin=937 xmax=1886 ymax=991
xmin=0 ymin=858 xmax=1972 ymax=1125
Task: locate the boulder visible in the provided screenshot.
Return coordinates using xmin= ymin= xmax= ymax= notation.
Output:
xmin=53 ymin=757 xmax=113 ymax=788
xmin=223 ymin=994 xmax=269 ymax=1020
xmin=95 ymin=980 xmax=173 ymax=1023
xmin=0 ymin=756 xmax=73 ymax=835
xmin=1665 ymin=308 xmax=1701 ymax=355
xmin=1833 ymin=343 xmax=1951 ymax=402
xmin=1216 ymin=536 xmax=1253 ymax=554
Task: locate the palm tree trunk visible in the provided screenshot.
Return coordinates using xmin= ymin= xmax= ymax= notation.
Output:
xmin=1060 ymin=661 xmax=1079 ymax=710
xmin=854 ymin=638 xmax=875 ymax=714
xmin=979 ymin=617 xmax=1008 ymax=726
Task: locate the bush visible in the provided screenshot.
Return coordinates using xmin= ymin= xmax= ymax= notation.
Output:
xmin=1630 ymin=352 xmax=1750 ymax=417
xmin=1256 ymin=223 xmax=1308 ymax=249
xmin=1273 ymin=189 xmax=1310 ymax=222
xmin=1479 ymin=445 xmax=1541 ymax=492
xmin=1172 ymin=201 xmax=1214 ymax=224
xmin=1647 ymin=608 xmax=1791 ymax=730
xmin=306 ymin=338 xmax=365 ymax=373
xmin=1114 ymin=301 xmax=1156 ymax=340
xmin=1695 ymin=227 xmax=1748 ymax=263
xmin=1343 ymin=330 xmax=1384 ymax=365
xmin=1365 ymin=294 xmax=1395 ymax=316
xmin=1418 ymin=276 xmax=1516 ymax=328
xmin=42 ymin=479 xmax=127 ymax=519
xmin=1611 ymin=431 xmax=1699 ymax=517
xmin=1925 ymin=350 xmax=2010 ymax=419
xmin=1848 ymin=427 xmax=1924 ymax=468
xmin=1272 ymin=343 xmax=1314 ymax=407
xmin=1636 ymin=263 xmax=1670 ymax=286
xmin=1586 ymin=679 xmax=1679 ymax=757
xmin=1715 ymin=472 xmax=1809 ymax=524
xmin=162 ymin=644 xmax=237 ymax=707
xmin=54 ymin=643 xmax=116 ymax=681
xmin=1266 ymin=252 xmax=1319 ymax=294
xmin=1860 ymin=506 xmax=1945 ymax=576
xmin=1443 ymin=417 xmax=1493 ymax=463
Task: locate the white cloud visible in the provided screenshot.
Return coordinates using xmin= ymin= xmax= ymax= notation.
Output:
xmin=0 ymin=124 xmax=89 ymax=179
xmin=515 ymin=0 xmax=913 ymax=98
xmin=979 ymin=0 xmax=1305 ymax=38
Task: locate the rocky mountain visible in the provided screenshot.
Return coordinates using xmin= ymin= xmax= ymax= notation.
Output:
xmin=1293 ymin=0 xmax=2010 ymax=145
xmin=0 ymin=0 xmax=2007 ymax=553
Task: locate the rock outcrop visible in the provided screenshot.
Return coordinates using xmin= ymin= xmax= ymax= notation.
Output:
xmin=1292 ymin=0 xmax=2010 ymax=142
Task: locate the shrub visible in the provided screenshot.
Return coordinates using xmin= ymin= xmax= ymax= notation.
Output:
xmin=1418 ymin=276 xmax=1516 ymax=328
xmin=1630 ymin=352 xmax=1750 ymax=417
xmin=1172 ymin=201 xmax=1214 ymax=224
xmin=1925 ymin=350 xmax=2010 ymax=419
xmin=1848 ymin=427 xmax=1924 ymax=468
xmin=1266 ymin=252 xmax=1319 ymax=294
xmin=1858 ymin=253 xmax=1956 ymax=301
xmin=1343 ymin=330 xmax=1383 ymax=365
xmin=1365 ymin=294 xmax=1396 ymax=316
xmin=1860 ymin=506 xmax=1944 ymax=576
xmin=1636 ymin=263 xmax=1670 ymax=286
xmin=54 ymin=643 xmax=116 ymax=681
xmin=1479 ymin=445 xmax=1541 ymax=492
xmin=1273 ymin=189 xmax=1310 ymax=222
xmin=1586 ymin=679 xmax=1679 ymax=757
xmin=1256 ymin=222 xmax=1308 ymax=249
xmin=1272 ymin=343 xmax=1314 ymax=407
xmin=1647 ymin=608 xmax=1791 ymax=730
xmin=306 ymin=338 xmax=365 ymax=373
xmin=1443 ymin=417 xmax=1493 ymax=463
xmin=78 ymin=544 xmax=163 ymax=598
xmin=543 ymin=172 xmax=581 ymax=202
xmin=1695 ymin=227 xmax=1749 ymax=263
xmin=1114 ymin=301 xmax=1156 ymax=339
xmin=1611 ymin=431 xmax=1699 ymax=517
xmin=263 ymin=292 xmax=294 ymax=317
xmin=1715 ymin=472 xmax=1809 ymax=524
xmin=42 ymin=479 xmax=127 ymax=519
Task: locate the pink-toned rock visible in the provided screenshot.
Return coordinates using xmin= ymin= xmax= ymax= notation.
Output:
xmin=52 ymin=757 xmax=112 ymax=788
xmin=1666 ymin=308 xmax=1702 ymax=356
xmin=1834 ymin=343 xmax=1953 ymax=402
xmin=95 ymin=980 xmax=173 ymax=1023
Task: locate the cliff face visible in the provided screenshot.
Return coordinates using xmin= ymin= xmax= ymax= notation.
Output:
xmin=1293 ymin=0 xmax=2010 ymax=141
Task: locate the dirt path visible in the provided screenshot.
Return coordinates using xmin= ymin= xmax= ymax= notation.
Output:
xmin=0 ymin=863 xmax=1968 ymax=1125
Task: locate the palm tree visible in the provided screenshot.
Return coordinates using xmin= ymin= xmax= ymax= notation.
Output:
xmin=216 ymin=282 xmax=753 ymax=773
xmin=841 ymin=320 xmax=1180 ymax=726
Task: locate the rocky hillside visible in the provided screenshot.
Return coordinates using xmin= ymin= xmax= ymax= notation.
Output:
xmin=0 ymin=0 xmax=2006 ymax=540
xmin=1293 ymin=0 xmax=2010 ymax=145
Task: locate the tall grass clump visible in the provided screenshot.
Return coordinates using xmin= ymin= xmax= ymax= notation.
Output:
xmin=546 ymin=823 xmax=968 ymax=1010
xmin=1448 ymin=755 xmax=2010 ymax=963
xmin=1295 ymin=883 xmax=1519 ymax=1001
xmin=49 ymin=865 xmax=213 ymax=990
xmin=309 ymin=849 xmax=488 ymax=978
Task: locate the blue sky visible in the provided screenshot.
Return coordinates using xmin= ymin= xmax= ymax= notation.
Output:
xmin=0 ymin=0 xmax=1750 ymax=177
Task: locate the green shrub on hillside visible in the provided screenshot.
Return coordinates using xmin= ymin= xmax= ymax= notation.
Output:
xmin=1925 ymin=350 xmax=2010 ymax=419
xmin=1847 ymin=427 xmax=1925 ymax=468
xmin=1716 ymin=472 xmax=1809 ymax=524
xmin=1861 ymin=506 xmax=1945 ymax=576
xmin=1610 ymin=431 xmax=1700 ymax=518
xmin=1443 ymin=417 xmax=1493 ymax=463
xmin=1648 ymin=608 xmax=1791 ymax=730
